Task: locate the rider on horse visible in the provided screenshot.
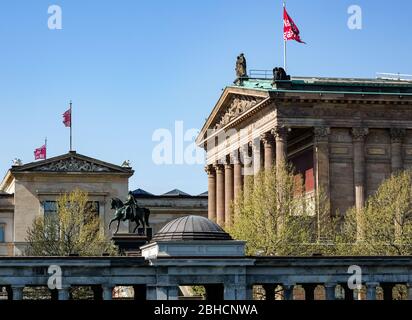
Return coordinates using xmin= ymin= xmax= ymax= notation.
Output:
xmin=123 ymin=191 xmax=137 ymax=221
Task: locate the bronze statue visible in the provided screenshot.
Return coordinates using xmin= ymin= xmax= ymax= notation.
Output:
xmin=109 ymin=192 xmax=150 ymax=234
xmin=273 ymin=67 xmax=290 ymax=81
xmin=236 ymin=53 xmax=247 ymax=78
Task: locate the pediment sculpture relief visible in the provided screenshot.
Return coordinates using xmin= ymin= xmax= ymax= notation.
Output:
xmin=36 ymin=157 xmax=111 ymax=172
xmin=214 ymin=95 xmax=263 ymax=129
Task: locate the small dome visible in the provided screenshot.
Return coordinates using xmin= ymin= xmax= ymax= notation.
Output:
xmin=152 ymin=215 xmax=232 ymax=241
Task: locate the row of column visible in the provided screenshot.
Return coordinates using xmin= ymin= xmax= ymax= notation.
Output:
xmin=205 ymin=126 xmax=289 ymax=227
xmin=3 ymin=284 xmax=146 ymax=300
xmin=206 ymin=126 xmax=408 ymax=227
xmin=350 ymin=127 xmax=406 ymax=211
xmin=3 ymin=282 xmax=411 ymax=300
xmin=262 ymin=282 xmax=412 ymax=300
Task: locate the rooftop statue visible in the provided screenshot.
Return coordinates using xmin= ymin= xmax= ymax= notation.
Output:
xmin=273 ymin=67 xmax=291 ymax=81
xmin=109 ymin=191 xmax=150 ymax=234
xmin=236 ymin=53 xmax=248 ymax=78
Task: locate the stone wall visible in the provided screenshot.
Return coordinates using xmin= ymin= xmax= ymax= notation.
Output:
xmin=12 ymin=173 xmax=129 ymax=254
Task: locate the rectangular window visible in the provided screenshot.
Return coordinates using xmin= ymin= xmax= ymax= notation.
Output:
xmin=43 ymin=200 xmax=99 ymax=218
xmin=43 ymin=201 xmax=57 ymax=216
xmin=0 ymin=224 xmax=5 ymax=243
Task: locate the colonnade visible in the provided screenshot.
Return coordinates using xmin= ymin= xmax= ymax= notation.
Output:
xmin=206 ymin=126 xmax=408 ymax=227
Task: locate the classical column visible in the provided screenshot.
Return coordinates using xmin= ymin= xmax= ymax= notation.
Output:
xmin=261 ymin=132 xmax=275 ymax=171
xmin=146 ymin=285 xmax=157 ymax=300
xmin=241 ymin=144 xmax=253 ymax=197
xmin=283 ymin=284 xmax=294 ymax=300
xmin=58 ymin=287 xmax=71 ymax=300
xmin=366 ymin=283 xmax=379 ymax=300
xmin=166 ymin=286 xmax=179 ymax=300
xmin=252 ymin=138 xmax=262 ymax=175
xmin=11 ymin=286 xmax=24 ymax=300
xmin=324 ymin=283 xmax=336 ymax=300
xmin=314 ymin=127 xmax=331 ymax=199
xmin=215 ymin=163 xmax=225 ymax=226
xmin=351 ymin=128 xmax=369 ymax=210
xmin=390 ymin=128 xmax=406 ymax=173
xmin=205 ymin=165 xmax=216 ymax=221
xmin=352 ymin=127 xmax=368 ymax=240
xmin=224 ymin=157 xmax=234 ymax=227
xmin=102 ymin=285 xmax=114 ymax=300
xmin=273 ymin=126 xmax=289 ymax=168
xmin=232 ymin=150 xmax=243 ymax=203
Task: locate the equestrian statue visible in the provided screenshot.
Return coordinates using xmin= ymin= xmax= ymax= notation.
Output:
xmin=109 ymin=191 xmax=150 ymax=234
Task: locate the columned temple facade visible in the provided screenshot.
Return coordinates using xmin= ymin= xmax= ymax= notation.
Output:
xmin=197 ymin=74 xmax=412 ymax=227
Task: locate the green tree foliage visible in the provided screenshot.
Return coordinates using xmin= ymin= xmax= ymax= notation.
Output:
xmin=26 ymin=189 xmax=117 ymax=256
xmin=337 ymin=170 xmax=412 ymax=256
xmin=231 ymin=163 xmax=412 ymax=257
xmin=228 ymin=164 xmax=336 ymax=256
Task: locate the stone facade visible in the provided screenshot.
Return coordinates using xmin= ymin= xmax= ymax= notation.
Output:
xmin=0 ymin=151 xmax=133 ymax=255
xmin=0 ymin=193 xmax=14 ymax=256
xmin=196 ymin=76 xmax=412 ymax=225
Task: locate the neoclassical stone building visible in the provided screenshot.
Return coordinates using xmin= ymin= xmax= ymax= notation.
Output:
xmin=196 ymin=72 xmax=412 ymax=227
xmin=0 ymin=151 xmax=133 ymax=255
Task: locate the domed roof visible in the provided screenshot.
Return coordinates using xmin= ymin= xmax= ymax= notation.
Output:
xmin=152 ymin=215 xmax=232 ymax=241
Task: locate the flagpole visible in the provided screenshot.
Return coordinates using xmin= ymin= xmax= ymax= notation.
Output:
xmin=69 ymin=100 xmax=72 ymax=151
xmin=283 ymin=1 xmax=287 ymax=71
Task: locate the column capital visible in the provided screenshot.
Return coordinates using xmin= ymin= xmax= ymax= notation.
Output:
xmin=213 ymin=163 xmax=224 ymax=172
xmin=351 ymin=127 xmax=369 ymax=142
xmin=261 ymin=132 xmax=275 ymax=145
xmin=390 ymin=128 xmax=406 ymax=143
xmin=271 ymin=126 xmax=290 ymax=139
xmin=314 ymin=126 xmax=331 ymax=142
xmin=204 ymin=164 xmax=215 ymax=175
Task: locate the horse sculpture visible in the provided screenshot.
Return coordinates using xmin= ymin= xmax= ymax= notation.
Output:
xmin=109 ymin=197 xmax=150 ymax=234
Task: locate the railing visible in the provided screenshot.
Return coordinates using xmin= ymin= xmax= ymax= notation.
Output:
xmin=249 ymin=70 xmax=273 ymax=79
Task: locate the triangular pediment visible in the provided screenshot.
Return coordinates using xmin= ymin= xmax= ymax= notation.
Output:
xmin=196 ymin=87 xmax=269 ymax=145
xmin=212 ymin=94 xmax=265 ymax=130
xmin=11 ymin=152 xmax=133 ymax=174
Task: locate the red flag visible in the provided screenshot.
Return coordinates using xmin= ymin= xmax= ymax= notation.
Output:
xmin=283 ymin=7 xmax=305 ymax=44
xmin=63 ymin=108 xmax=71 ymax=127
xmin=34 ymin=145 xmax=46 ymax=160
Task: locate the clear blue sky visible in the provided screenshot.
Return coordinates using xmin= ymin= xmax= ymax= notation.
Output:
xmin=0 ymin=0 xmax=410 ymax=195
